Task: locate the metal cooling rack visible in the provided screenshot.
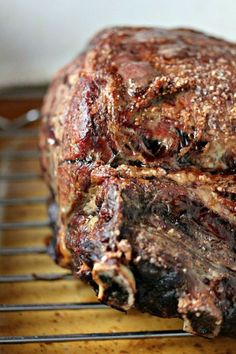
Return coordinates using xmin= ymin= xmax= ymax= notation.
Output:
xmin=0 ymin=108 xmax=191 ymax=345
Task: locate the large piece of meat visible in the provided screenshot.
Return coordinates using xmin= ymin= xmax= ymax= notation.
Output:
xmin=39 ymin=27 xmax=236 ymax=338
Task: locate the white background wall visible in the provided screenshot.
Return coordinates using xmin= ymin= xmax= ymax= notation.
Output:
xmin=1 ymin=0 xmax=236 ymax=87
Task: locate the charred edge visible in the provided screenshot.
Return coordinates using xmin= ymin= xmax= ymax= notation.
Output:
xmin=131 ymin=261 xmax=183 ymax=317
xmin=183 ymin=311 xmax=221 ymax=338
xmin=92 ymin=262 xmax=136 ymax=311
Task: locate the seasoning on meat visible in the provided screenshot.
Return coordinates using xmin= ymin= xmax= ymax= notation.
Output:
xmin=40 ymin=27 xmax=236 ymax=338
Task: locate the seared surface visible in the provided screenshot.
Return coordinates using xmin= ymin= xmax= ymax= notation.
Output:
xmin=40 ymin=27 xmax=236 ymax=337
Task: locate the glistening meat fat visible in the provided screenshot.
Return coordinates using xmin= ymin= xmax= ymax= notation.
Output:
xmin=40 ymin=27 xmax=236 ymax=338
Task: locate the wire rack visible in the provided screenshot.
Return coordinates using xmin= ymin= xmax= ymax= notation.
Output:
xmin=0 ymin=107 xmax=193 ymax=346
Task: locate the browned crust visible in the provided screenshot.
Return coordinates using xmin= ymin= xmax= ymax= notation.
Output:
xmin=40 ymin=27 xmax=236 ymax=337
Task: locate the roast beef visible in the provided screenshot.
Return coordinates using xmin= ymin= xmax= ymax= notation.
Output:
xmin=40 ymin=27 xmax=236 ymax=338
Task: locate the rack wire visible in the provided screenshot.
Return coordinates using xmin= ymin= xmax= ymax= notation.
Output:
xmin=0 ymin=108 xmax=191 ymax=346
